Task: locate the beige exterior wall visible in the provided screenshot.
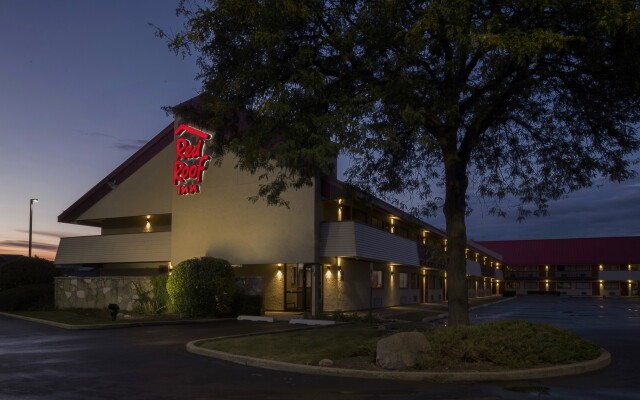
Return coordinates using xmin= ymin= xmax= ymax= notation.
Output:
xmin=322 ymin=258 xmax=371 ymax=311
xmin=55 ymin=232 xmax=171 ymax=265
xmin=233 ymin=264 xmax=284 ymax=311
xmin=322 ymin=258 xmax=421 ymax=311
xmin=171 ymin=154 xmax=317 ymax=266
xmin=78 ymin=145 xmax=174 ymax=221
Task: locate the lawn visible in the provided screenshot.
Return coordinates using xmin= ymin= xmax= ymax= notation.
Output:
xmin=200 ymin=320 xmax=602 ymax=371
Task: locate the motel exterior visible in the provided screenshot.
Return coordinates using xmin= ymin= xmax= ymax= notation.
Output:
xmin=54 ymin=117 xmax=503 ymax=313
xmin=479 ymin=237 xmax=640 ymax=297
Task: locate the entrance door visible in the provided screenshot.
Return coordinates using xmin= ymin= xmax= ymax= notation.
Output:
xmin=284 ymin=264 xmax=312 ymax=311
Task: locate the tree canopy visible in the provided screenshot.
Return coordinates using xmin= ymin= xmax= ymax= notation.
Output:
xmin=161 ymin=0 xmax=640 ymax=325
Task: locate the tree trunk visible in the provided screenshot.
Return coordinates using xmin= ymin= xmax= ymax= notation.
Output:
xmin=443 ymin=157 xmax=470 ymax=326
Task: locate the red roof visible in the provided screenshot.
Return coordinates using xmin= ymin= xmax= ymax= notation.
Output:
xmin=477 ymin=237 xmax=640 ymax=266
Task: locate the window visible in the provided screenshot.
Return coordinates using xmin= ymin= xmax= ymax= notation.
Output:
xmin=353 ymin=209 xmax=367 ymax=224
xmin=371 ymin=217 xmax=384 ymax=230
xmin=411 ymin=273 xmax=419 ymax=289
xmin=575 ymin=282 xmax=590 ymax=289
xmin=428 ymin=275 xmax=435 ymax=289
xmin=371 ymin=270 xmax=383 ymax=288
xmin=399 ymin=272 xmax=408 ymax=289
xmin=524 ymin=281 xmax=538 ymax=289
xmin=557 ymin=282 xmax=571 ymax=289
xmin=604 ymin=282 xmax=619 ymax=290
xmin=506 ymin=282 xmax=520 ymax=289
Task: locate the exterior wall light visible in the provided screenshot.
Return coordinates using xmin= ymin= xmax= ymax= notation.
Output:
xmin=338 ymin=267 xmax=344 ymax=281
xmin=144 ymin=215 xmax=152 ymax=232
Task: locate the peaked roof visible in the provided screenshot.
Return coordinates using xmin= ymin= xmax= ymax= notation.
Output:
xmin=58 ymin=122 xmax=174 ymax=224
xmin=478 ymin=237 xmax=640 ymax=266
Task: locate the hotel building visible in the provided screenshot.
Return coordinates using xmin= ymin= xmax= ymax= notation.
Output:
xmin=479 ymin=237 xmax=640 ymax=297
xmin=54 ymin=117 xmax=503 ymax=314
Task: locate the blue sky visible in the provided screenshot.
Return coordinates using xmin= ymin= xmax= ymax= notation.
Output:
xmin=1 ymin=1 xmax=638 ymax=260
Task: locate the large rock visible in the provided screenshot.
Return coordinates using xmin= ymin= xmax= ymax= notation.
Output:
xmin=376 ymin=332 xmax=431 ymax=370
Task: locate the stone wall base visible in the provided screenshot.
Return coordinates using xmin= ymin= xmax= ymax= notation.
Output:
xmin=55 ymin=277 xmax=153 ymax=312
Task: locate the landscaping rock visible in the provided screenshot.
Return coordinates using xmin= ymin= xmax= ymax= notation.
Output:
xmin=318 ymin=359 xmax=334 ymax=367
xmin=376 ymin=332 xmax=431 ymax=370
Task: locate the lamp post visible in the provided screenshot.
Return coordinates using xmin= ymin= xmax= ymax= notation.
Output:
xmin=29 ymin=198 xmax=38 ymax=257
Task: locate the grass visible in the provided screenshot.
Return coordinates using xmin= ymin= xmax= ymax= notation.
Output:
xmin=200 ymin=320 xmax=601 ymax=371
xmin=203 ymin=323 xmax=380 ymax=364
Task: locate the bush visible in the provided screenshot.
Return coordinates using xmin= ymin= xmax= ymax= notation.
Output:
xmin=166 ymin=257 xmax=235 ymax=316
xmin=0 ymin=256 xmax=60 ymax=291
xmin=233 ymin=293 xmax=264 ymax=316
xmin=0 ymin=284 xmax=54 ymax=311
xmin=424 ymin=320 xmax=601 ymax=369
xmin=133 ymin=274 xmax=171 ymax=315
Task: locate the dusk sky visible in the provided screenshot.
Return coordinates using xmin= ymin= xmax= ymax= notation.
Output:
xmin=1 ymin=1 xmax=638 ymax=261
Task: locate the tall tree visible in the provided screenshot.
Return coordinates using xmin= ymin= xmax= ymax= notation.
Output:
xmin=161 ymin=0 xmax=640 ymax=325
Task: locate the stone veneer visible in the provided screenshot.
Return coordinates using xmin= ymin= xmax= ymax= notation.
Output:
xmin=55 ymin=276 xmax=153 ymax=312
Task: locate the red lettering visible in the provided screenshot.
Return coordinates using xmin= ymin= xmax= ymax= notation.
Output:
xmin=176 ymin=138 xmax=204 ymax=159
xmin=177 ymin=184 xmax=200 ymax=195
xmin=173 ymin=127 xmax=211 ymax=194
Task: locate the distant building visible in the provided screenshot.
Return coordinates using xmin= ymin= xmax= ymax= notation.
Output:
xmin=478 ymin=237 xmax=640 ymax=297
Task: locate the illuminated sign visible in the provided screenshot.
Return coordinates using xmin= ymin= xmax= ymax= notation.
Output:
xmin=173 ymin=124 xmax=211 ymax=195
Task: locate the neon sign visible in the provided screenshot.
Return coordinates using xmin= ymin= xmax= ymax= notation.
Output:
xmin=173 ymin=124 xmax=211 ymax=195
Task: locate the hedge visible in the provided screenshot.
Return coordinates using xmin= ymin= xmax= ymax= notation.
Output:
xmin=0 ymin=256 xmax=60 ymax=291
xmin=0 ymin=284 xmax=54 ymax=311
xmin=166 ymin=257 xmax=235 ymax=316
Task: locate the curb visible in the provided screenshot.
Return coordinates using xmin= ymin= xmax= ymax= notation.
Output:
xmin=186 ymin=339 xmax=611 ymax=382
xmin=0 ymin=311 xmax=234 ymax=330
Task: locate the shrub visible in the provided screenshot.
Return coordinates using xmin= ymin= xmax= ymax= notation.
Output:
xmin=133 ymin=274 xmax=171 ymax=315
xmin=0 ymin=284 xmax=54 ymax=311
xmin=166 ymin=257 xmax=235 ymax=316
xmin=0 ymin=256 xmax=60 ymax=291
xmin=424 ymin=320 xmax=601 ymax=369
xmin=233 ymin=293 xmax=264 ymax=316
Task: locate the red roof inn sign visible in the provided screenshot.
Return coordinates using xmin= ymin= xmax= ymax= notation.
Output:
xmin=173 ymin=124 xmax=211 ymax=195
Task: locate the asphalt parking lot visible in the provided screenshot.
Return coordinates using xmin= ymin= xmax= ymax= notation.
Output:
xmin=1 ymin=296 xmax=639 ymax=399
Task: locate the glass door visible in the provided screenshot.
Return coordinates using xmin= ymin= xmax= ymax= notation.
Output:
xmin=284 ymin=264 xmax=312 ymax=311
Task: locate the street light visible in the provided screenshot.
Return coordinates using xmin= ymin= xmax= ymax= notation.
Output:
xmin=29 ymin=198 xmax=38 ymax=257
